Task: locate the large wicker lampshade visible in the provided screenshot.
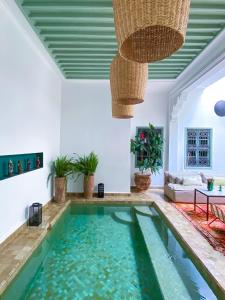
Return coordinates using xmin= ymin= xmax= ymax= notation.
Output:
xmin=112 ymin=98 xmax=134 ymax=119
xmin=110 ymin=54 xmax=148 ymax=105
xmin=113 ymin=0 xmax=191 ymax=63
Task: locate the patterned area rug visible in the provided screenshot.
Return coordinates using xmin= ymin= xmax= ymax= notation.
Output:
xmin=172 ymin=203 xmax=225 ymax=255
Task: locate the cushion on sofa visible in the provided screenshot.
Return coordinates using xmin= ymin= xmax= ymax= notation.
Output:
xmin=165 ymin=172 xmax=202 ymax=185
xmin=200 ymin=173 xmax=225 ymax=186
xmin=175 ymin=175 xmax=183 ymax=184
xmin=168 ymin=183 xmax=206 ymax=191
xmin=214 ymin=177 xmax=225 ymax=186
xmin=200 ymin=172 xmax=207 ymax=184
xmin=164 ymin=172 xmax=177 ymax=184
xmin=182 ymin=175 xmax=203 ymax=186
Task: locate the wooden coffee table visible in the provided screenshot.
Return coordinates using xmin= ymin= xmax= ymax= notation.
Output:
xmin=194 ymin=188 xmax=225 ymax=221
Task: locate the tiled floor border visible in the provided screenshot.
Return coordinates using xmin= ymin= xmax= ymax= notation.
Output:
xmin=1 ymin=192 xmax=225 ymax=298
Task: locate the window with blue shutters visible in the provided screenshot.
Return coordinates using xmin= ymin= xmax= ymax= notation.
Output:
xmin=186 ymin=128 xmax=212 ymax=168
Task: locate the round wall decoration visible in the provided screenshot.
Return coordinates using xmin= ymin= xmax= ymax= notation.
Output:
xmin=214 ymin=100 xmax=225 ymax=117
xmin=112 ymin=0 xmax=191 ymax=63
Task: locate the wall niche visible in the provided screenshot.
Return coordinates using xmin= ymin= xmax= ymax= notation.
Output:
xmin=0 ymin=153 xmax=43 ymax=181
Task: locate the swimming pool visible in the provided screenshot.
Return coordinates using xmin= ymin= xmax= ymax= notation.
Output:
xmin=1 ymin=204 xmax=218 ymax=300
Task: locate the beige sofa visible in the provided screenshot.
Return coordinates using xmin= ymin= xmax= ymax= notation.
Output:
xmin=164 ymin=172 xmax=225 ymax=203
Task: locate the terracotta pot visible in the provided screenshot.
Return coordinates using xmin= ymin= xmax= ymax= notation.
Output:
xmin=134 ymin=173 xmax=151 ymax=191
xmin=83 ymin=175 xmax=94 ymax=198
xmin=55 ymin=177 xmax=66 ymax=203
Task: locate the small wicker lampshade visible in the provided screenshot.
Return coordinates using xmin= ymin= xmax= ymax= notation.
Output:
xmin=113 ymin=0 xmax=191 ymax=63
xmin=110 ymin=54 xmax=148 ymax=105
xmin=112 ymin=98 xmax=134 ymax=119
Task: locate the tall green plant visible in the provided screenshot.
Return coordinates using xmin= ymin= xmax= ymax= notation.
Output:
xmin=73 ymin=152 xmax=98 ymax=176
xmin=130 ymin=123 xmax=163 ymax=174
xmin=52 ymin=156 xmax=73 ymax=178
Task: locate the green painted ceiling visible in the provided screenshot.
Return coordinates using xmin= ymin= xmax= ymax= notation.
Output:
xmin=16 ymin=0 xmax=225 ymax=79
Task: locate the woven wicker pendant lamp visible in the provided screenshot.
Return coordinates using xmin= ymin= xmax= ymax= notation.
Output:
xmin=110 ymin=54 xmax=148 ymax=105
xmin=113 ymin=0 xmax=191 ymax=63
xmin=112 ymin=97 xmax=134 ymax=119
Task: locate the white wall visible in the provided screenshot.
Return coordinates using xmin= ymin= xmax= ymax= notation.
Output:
xmin=175 ymin=77 xmax=225 ymax=174
xmin=0 ymin=2 xmax=61 ymax=243
xmin=60 ymin=80 xmax=131 ymax=193
xmin=131 ymin=80 xmax=174 ymax=187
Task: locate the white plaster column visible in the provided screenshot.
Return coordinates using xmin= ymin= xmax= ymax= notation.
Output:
xmin=168 ymin=91 xmax=189 ymax=172
xmin=168 ymin=116 xmax=179 ymax=172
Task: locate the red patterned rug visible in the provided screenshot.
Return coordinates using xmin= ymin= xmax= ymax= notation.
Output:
xmin=171 ymin=203 xmax=225 ymax=255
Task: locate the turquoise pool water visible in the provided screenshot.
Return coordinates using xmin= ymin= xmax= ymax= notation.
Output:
xmin=2 ymin=205 xmax=219 ymax=300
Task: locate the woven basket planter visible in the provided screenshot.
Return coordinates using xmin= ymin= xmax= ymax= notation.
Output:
xmin=110 ymin=54 xmax=148 ymax=105
xmin=113 ymin=0 xmax=191 ymax=63
xmin=112 ymin=97 xmax=134 ymax=119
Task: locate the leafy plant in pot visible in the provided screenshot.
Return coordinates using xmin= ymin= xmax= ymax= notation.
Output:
xmin=49 ymin=156 xmax=73 ymax=203
xmin=130 ymin=123 xmax=163 ymax=191
xmin=73 ymin=152 xmax=98 ymax=198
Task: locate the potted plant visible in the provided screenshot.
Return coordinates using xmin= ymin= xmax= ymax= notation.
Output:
xmin=73 ymin=152 xmax=98 ymax=198
xmin=50 ymin=156 xmax=73 ymax=203
xmin=130 ymin=123 xmax=163 ymax=191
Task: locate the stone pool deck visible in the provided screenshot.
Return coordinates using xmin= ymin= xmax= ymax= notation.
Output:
xmin=0 ymin=190 xmax=225 ymax=299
